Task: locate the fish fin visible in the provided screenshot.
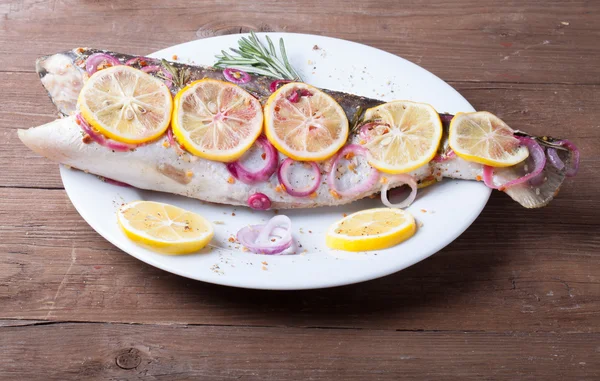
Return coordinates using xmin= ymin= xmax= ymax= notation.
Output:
xmin=504 ymin=164 xmax=564 ymax=208
xmin=500 ymin=135 xmax=576 ymax=208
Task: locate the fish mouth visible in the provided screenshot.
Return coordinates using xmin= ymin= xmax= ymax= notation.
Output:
xmin=36 ymin=51 xmax=85 ymax=117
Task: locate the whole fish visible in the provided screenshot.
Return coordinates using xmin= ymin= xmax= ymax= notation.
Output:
xmin=18 ymin=48 xmax=578 ymax=209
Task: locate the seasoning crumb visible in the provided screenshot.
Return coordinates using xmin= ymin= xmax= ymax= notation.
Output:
xmin=227 ymin=176 xmax=236 ymax=184
xmin=343 ymin=213 xmax=348 ymax=217
xmin=213 ymin=221 xmax=225 ymax=225
xmin=82 ymin=134 xmax=93 ymax=144
xmin=232 ymin=212 xmax=236 ymax=216
xmin=172 ymin=54 xmax=178 ymax=60
xmin=261 ymin=265 xmax=268 ymax=271
xmin=228 ymin=236 xmax=236 ymax=243
xmin=162 ymin=140 xmax=171 ymax=148
xmin=309 ymin=192 xmax=317 ymax=199
xmin=308 ymin=230 xmax=312 ymax=234
xmin=274 ymin=209 xmax=279 ymax=215
xmin=261 ymin=261 xmax=268 ymax=265
xmin=242 ymin=247 xmax=249 ymax=252
xmin=561 ymin=21 xmax=570 ymax=25
xmin=418 ymin=221 xmax=424 ymax=228
xmin=307 ymin=59 xmax=313 ymax=65
xmin=420 ymin=209 xmax=427 ymax=213
xmin=313 ymin=45 xmax=320 ymax=50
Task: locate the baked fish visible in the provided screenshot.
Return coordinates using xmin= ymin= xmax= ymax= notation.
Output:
xmin=18 ymin=48 xmax=579 ymax=209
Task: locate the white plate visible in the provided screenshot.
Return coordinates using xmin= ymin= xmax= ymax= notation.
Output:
xmin=60 ymin=33 xmax=491 ymax=290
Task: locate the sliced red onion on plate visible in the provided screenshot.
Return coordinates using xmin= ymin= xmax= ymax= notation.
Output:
xmin=85 ymin=53 xmax=121 ymax=75
xmin=483 ymin=136 xmax=546 ymax=190
xmin=76 ymin=114 xmax=137 ymax=152
xmin=381 ymin=174 xmax=418 ymax=208
xmin=247 ymin=193 xmax=272 ymax=210
xmin=236 ymin=215 xmax=293 ymax=255
xmin=223 ymin=68 xmax=251 ymax=84
xmin=327 ymin=144 xmax=379 ymax=197
xmin=277 ymin=158 xmax=321 ymax=197
xmin=550 ymin=140 xmax=580 ymax=177
xmin=227 ymin=136 xmax=278 ymax=184
xmin=269 ymin=80 xmax=292 ymax=93
xmin=546 ymin=148 xmax=565 ymax=171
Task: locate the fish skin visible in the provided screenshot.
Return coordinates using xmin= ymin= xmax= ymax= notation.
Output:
xmin=18 ymin=115 xmax=438 ymax=209
xmin=26 ymin=48 xmax=577 ymax=209
xmin=36 ymin=48 xmax=382 ymax=120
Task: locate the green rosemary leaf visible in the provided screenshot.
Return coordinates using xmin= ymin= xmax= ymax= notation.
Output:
xmin=213 ymin=33 xmax=303 ymax=80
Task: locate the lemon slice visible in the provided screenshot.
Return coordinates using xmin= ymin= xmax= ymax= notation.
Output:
xmin=448 ymin=111 xmax=529 ymax=167
xmin=264 ymin=83 xmax=348 ymax=161
xmin=78 ymin=65 xmax=173 ymax=144
xmin=326 ymin=208 xmax=416 ymax=252
xmin=171 ymin=79 xmax=263 ymax=162
xmin=117 ymin=201 xmax=214 ymax=255
xmin=361 ymin=101 xmax=443 ymax=174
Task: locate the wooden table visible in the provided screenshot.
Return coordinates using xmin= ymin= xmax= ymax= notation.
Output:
xmin=1 ymin=1 xmax=598 ymax=379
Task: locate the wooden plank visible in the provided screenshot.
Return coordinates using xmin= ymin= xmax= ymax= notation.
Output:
xmin=0 ymin=322 xmax=597 ymax=380
xmin=1 ymin=188 xmax=598 ymax=330
xmin=0 ymin=1 xmax=599 ymax=84
xmin=2 ymin=77 xmax=598 ymax=189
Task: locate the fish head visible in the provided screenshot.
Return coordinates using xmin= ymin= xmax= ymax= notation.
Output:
xmin=36 ymin=51 xmax=85 ymax=116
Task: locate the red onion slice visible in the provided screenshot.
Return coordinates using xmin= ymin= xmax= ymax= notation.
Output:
xmin=546 ymin=148 xmax=565 ymax=171
xmin=327 ymin=144 xmax=380 ymax=197
xmin=288 ymin=91 xmax=300 ymax=103
xmin=227 ymin=136 xmax=278 ymax=184
xmin=483 ymin=136 xmax=546 ymax=190
xmin=277 ymin=158 xmax=321 ymax=197
xmin=223 ymin=68 xmax=251 ymax=84
xmin=236 ymin=215 xmax=293 ymax=255
xmin=554 ymin=140 xmax=580 ymax=177
xmin=270 ymin=80 xmax=292 ymax=93
xmin=76 ymin=114 xmax=137 ymax=152
xmin=85 ymin=53 xmax=121 ymax=75
xmin=358 ymin=122 xmax=391 ymax=143
xmin=247 ymin=193 xmax=272 ymax=210
xmin=141 ymin=65 xmax=173 ymax=88
xmin=381 ymin=174 xmax=418 ymax=208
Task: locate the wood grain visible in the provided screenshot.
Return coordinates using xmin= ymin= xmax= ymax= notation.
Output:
xmin=2 ymin=0 xmax=600 ymax=378
xmin=0 ymin=1 xmax=599 ymax=84
xmin=1 ymin=188 xmax=598 ymax=331
xmin=0 ymin=323 xmax=598 ymax=380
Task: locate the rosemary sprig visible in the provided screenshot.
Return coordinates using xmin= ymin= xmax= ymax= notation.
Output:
xmin=214 ymin=32 xmax=302 ymax=81
xmin=160 ymin=59 xmax=190 ymax=89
